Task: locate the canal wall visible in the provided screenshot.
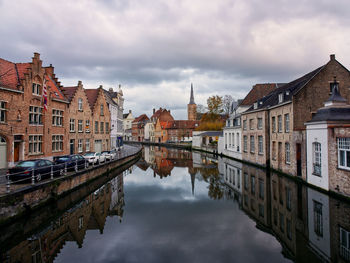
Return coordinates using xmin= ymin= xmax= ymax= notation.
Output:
xmin=0 ymin=147 xmax=142 ymax=225
xmin=125 ymin=141 xmax=192 ymax=150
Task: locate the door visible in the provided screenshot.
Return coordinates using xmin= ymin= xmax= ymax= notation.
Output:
xmin=94 ymin=140 xmax=102 ymax=153
xmin=0 ymin=136 xmax=7 ymax=169
xmin=70 ymin=139 xmax=75 ymax=155
xmin=14 ymin=142 xmax=20 ymax=162
xmin=296 ymin=143 xmax=302 ymax=176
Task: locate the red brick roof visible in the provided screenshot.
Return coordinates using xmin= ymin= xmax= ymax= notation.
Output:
xmin=240 ymin=83 xmax=282 ymax=106
xmin=160 ymin=120 xmax=200 ymax=129
xmin=0 ymin=58 xmax=30 ymax=90
xmin=84 ymin=88 xmax=100 ymax=110
xmin=46 ymin=75 xmax=66 ymax=101
xmin=133 ymin=114 xmax=149 ymax=123
xmin=160 ymin=121 xmax=173 ymax=129
xmin=61 ymin=86 xmax=78 ymax=102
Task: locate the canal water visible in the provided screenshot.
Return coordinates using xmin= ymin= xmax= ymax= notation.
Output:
xmin=1 ymin=146 xmax=349 ymax=263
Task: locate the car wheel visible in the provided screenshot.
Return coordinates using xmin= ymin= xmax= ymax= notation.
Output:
xmin=60 ymin=169 xmax=64 ymax=176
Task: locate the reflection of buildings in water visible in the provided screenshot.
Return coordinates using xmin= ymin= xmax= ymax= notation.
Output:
xmin=192 ymin=151 xmax=218 ymax=169
xmin=3 ymin=175 xmax=125 ymax=263
xmin=219 ymin=157 xmax=242 ymax=205
xmin=109 ymin=174 xmax=125 ymax=222
xmin=307 ymin=188 xmax=330 ymax=261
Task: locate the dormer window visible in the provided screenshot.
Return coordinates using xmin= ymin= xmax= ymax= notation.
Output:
xmin=100 ymin=104 xmax=104 ymax=116
xmin=330 ymin=77 xmax=339 ymax=93
xmin=278 ymin=93 xmax=283 ymax=103
xmin=285 ymin=90 xmax=290 ymax=96
xmin=78 ymin=98 xmax=83 ymax=111
xmin=254 ymin=102 xmax=258 ymax=109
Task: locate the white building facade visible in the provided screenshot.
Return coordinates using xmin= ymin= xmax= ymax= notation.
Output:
xmin=123 ymin=110 xmax=134 ymax=141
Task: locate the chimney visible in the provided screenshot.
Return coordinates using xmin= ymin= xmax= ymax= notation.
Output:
xmin=33 ymin=52 xmax=40 ymax=59
xmin=99 ymin=85 xmax=103 ymax=89
xmin=109 ymin=87 xmax=113 ymax=93
xmin=78 ymin=80 xmax=82 ymax=87
xmin=153 ymin=108 xmax=155 ymax=114
xmin=45 ymin=64 xmax=54 ymax=76
xmin=129 ymin=110 xmax=132 ymax=114
xmin=330 ymin=54 xmax=335 ymax=61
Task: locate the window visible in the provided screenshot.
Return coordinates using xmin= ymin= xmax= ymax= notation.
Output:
xmin=258 ymin=136 xmax=263 ymax=154
xmin=287 ymin=219 xmax=292 ymax=240
xmin=338 ymin=138 xmax=350 ymax=170
xmin=0 ymin=101 xmax=7 ymax=123
xmin=249 ymin=119 xmax=254 ymax=130
xmin=279 ymin=213 xmax=285 ymax=232
xmin=29 ymin=106 xmax=43 ymax=125
xmin=257 ymin=118 xmax=262 ymax=130
xmin=286 ymin=187 xmax=292 ymax=210
xmin=78 ymin=120 xmax=83 ymax=132
xmin=86 ymin=139 xmax=90 ymax=152
xmin=29 ymin=135 xmax=43 ymax=154
xmin=284 ymin=114 xmax=290 ymax=132
xmin=272 ymin=117 xmax=276 ymax=133
xmin=100 ymin=104 xmax=104 ymax=116
xmin=78 ymin=216 xmax=84 ymax=230
xmin=95 ymin=121 xmax=99 ymax=133
xmin=106 ymin=139 xmax=109 ymax=149
xmin=85 ymin=120 xmax=90 ymax=132
xmin=278 ymin=93 xmax=283 ymax=103
xmin=32 ymin=83 xmax=41 ymax=95
xmin=250 ymin=136 xmax=255 ymax=153
xmin=259 ymin=204 xmax=264 ymax=218
xmin=106 ymin=122 xmax=109 ymax=134
xmin=244 ymin=172 xmax=248 ymax=190
xmin=100 ymin=122 xmax=104 ymax=133
xmin=78 ymin=98 xmax=83 ymax=111
xmin=340 ymin=227 xmax=350 ymax=261
xmin=70 ymin=119 xmax=75 ymax=132
xmin=285 ymin=143 xmax=290 ymax=164
xmin=313 ymin=142 xmax=321 ymax=176
xmin=236 ymin=133 xmax=240 ymax=151
xmin=313 ymin=200 xmax=323 ymax=237
xmin=243 ymin=136 xmax=247 ymax=152
xmin=251 ymin=175 xmax=255 ymax=194
xmin=272 ymin=141 xmax=276 ymax=160
xmin=278 ymin=115 xmax=282 ymax=132
xmin=52 ymin=135 xmax=63 ymax=152
xmin=78 ymin=139 xmax=83 ymax=153
xmin=52 ymin=109 xmax=63 ymax=126
xmin=243 ymin=120 xmax=247 ymax=130
xmin=259 ymin=179 xmax=264 ymax=200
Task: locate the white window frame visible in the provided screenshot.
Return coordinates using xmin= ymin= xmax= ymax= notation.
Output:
xmin=78 ymin=120 xmax=83 ymax=132
xmin=70 ymin=119 xmax=75 ymax=132
xmin=285 ymin=114 xmax=290 ymax=133
xmin=85 ymin=119 xmax=90 ymax=133
xmin=285 ymin=142 xmax=290 ymax=164
xmin=243 ymin=136 xmax=247 ymax=152
xmin=313 ymin=200 xmax=323 ymax=237
xmin=52 ymin=135 xmax=63 ymax=152
xmin=340 ymin=227 xmax=350 ymax=261
xmin=86 ymin=139 xmax=90 ymax=152
xmin=272 ymin=116 xmax=276 ymax=133
xmin=278 ymin=93 xmax=283 ymax=103
xmin=258 ymin=136 xmax=263 ymax=154
xmin=52 ymin=109 xmax=63 ymax=126
xmin=32 ymin=83 xmax=41 ymax=95
xmin=78 ymin=98 xmax=83 ymax=111
xmin=257 ymin=118 xmax=263 ymax=130
xmin=278 ymin=115 xmax=282 ymax=133
xmin=29 ymin=135 xmax=43 ymax=155
xmin=78 ymin=139 xmax=83 ymax=153
xmin=243 ymin=120 xmax=247 ymax=130
xmin=250 ymin=135 xmax=255 ymax=153
xmin=313 ymin=142 xmax=321 ymax=176
xmin=338 ymin=138 xmax=350 ymax=170
xmin=29 ymin=106 xmax=43 ymax=125
xmin=0 ymin=101 xmax=7 ymax=123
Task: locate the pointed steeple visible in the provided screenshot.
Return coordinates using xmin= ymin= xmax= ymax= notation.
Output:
xmin=189 ymin=83 xmax=195 ymax=104
xmin=191 ymin=173 xmax=195 ymax=196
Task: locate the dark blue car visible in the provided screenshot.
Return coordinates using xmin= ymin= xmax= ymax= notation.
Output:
xmin=53 ymin=154 xmax=87 ymax=171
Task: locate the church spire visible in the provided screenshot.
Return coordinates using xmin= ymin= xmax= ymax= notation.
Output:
xmin=189 ymin=83 xmax=195 ymax=104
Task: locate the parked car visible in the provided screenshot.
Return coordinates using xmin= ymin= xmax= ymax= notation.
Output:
xmin=101 ymin=151 xmax=115 ymax=161
xmin=7 ymin=159 xmax=64 ymax=183
xmin=83 ymin=152 xmax=106 ymax=164
xmin=53 ymin=154 xmax=86 ymax=171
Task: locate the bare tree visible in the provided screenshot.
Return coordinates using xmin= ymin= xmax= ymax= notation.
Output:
xmin=223 ymin=95 xmax=234 ymax=115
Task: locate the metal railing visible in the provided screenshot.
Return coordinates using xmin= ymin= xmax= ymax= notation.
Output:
xmin=0 ymin=146 xmax=141 ymax=194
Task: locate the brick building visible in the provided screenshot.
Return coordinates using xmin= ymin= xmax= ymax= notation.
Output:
xmin=61 ymin=81 xmax=93 ymax=155
xmin=132 ymin=114 xmax=149 ymax=142
xmin=0 ymin=53 xmax=70 ymax=168
xmin=85 ymin=87 xmax=111 ymax=152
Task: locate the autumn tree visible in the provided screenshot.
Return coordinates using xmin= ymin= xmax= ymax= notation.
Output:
xmin=207 ymin=95 xmax=223 ymax=115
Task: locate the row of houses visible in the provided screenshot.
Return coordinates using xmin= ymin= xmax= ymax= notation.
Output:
xmin=217 ymin=54 xmax=350 ymax=197
xmin=129 ymin=85 xmax=200 ymax=143
xmin=0 ymin=53 xmax=124 ymax=169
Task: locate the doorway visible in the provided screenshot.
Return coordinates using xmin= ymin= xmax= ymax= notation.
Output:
xmin=0 ymin=136 xmax=7 ymax=169
xmin=296 ymin=143 xmax=302 ymax=176
xmin=70 ymin=139 xmax=75 ymax=154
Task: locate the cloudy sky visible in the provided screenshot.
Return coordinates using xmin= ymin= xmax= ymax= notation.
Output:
xmin=1 ymin=0 xmax=350 ymax=119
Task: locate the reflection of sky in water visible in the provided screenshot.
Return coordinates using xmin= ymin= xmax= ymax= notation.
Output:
xmin=55 ymin=165 xmax=290 ymax=263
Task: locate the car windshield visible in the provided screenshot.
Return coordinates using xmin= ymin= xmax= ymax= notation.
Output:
xmin=56 ymin=157 xmax=70 ymax=161
xmin=84 ymin=153 xmax=95 ymax=156
xmin=16 ymin=161 xmax=36 ymax=167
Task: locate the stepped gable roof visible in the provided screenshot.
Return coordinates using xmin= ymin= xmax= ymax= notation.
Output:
xmin=0 ymin=58 xmax=30 ymax=90
xmin=46 ymin=75 xmax=66 ymax=101
xmin=84 ymin=88 xmax=100 ymax=110
xmin=239 ymin=83 xmax=281 ymax=106
xmin=61 ymin=86 xmax=78 ymax=102
xmin=103 ymin=89 xmax=118 ymax=107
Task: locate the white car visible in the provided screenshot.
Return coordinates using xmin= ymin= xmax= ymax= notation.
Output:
xmin=83 ymin=152 xmax=106 ymax=164
xmin=101 ymin=151 xmax=114 ymax=161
